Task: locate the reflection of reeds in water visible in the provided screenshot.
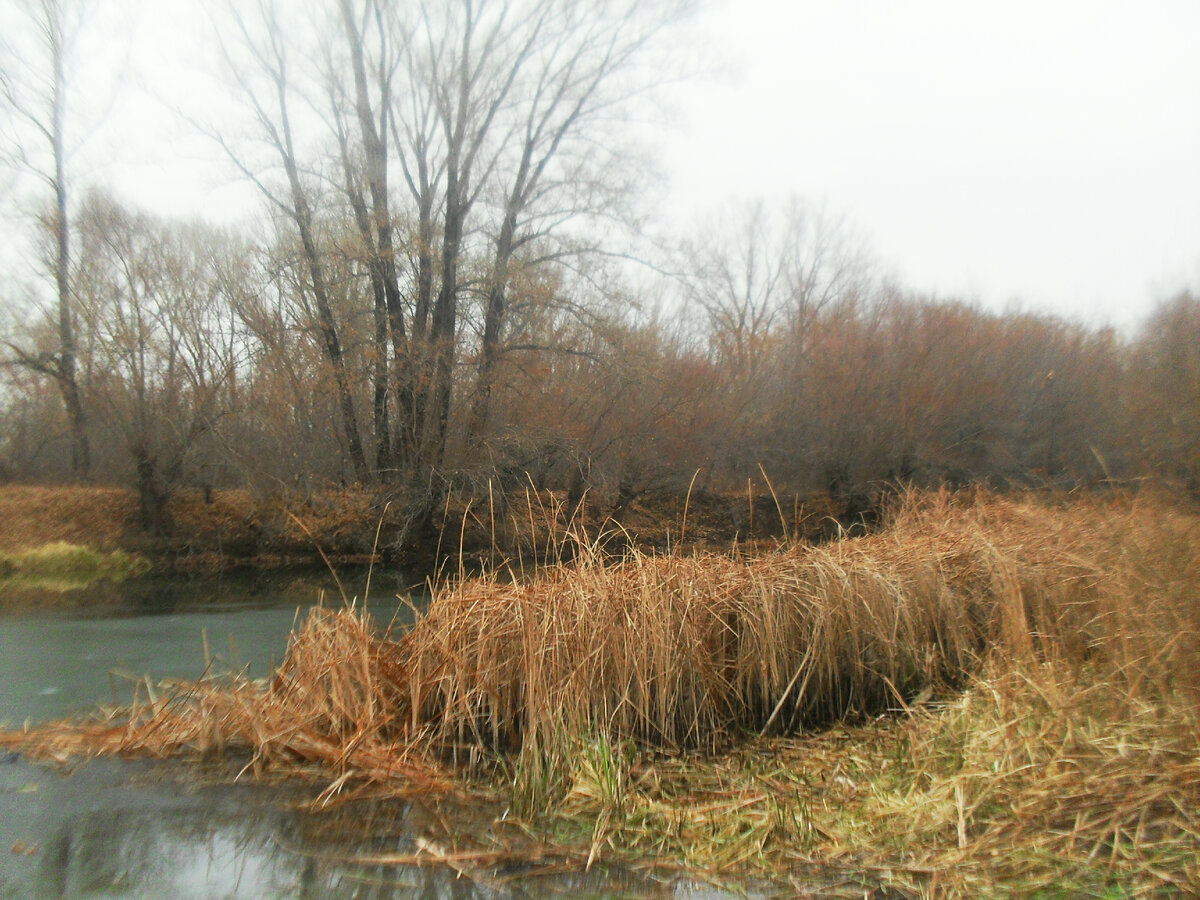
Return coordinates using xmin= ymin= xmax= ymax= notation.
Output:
xmin=3 ymin=489 xmax=1199 ymax=892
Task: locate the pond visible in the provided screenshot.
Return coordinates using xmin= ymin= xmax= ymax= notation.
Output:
xmin=0 ymin=571 xmax=781 ymax=900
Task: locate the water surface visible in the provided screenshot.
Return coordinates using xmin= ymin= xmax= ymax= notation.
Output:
xmin=0 ymin=568 xmax=418 ymax=725
xmin=2 ymin=757 xmax=768 ymax=899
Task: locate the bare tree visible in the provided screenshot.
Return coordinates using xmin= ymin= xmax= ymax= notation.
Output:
xmin=680 ymin=197 xmax=873 ymax=372
xmin=72 ymin=192 xmax=246 ymax=532
xmin=211 ymin=0 xmax=370 ymax=481
xmin=204 ymin=0 xmax=694 ymax=493
xmin=676 ymin=197 xmax=875 ymax=481
xmin=468 ymin=0 xmax=688 ymax=439
xmin=326 ymin=0 xmax=406 ymax=473
xmin=0 ymin=0 xmax=89 ymax=477
xmin=416 ymin=0 xmax=549 ymax=465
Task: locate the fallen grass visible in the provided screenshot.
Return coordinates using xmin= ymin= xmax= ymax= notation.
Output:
xmin=2 ymin=488 xmax=1198 ymax=896
xmin=559 ymin=661 xmax=1199 ymax=897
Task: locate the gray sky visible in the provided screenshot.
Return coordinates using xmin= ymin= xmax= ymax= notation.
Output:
xmin=659 ymin=0 xmax=1200 ymax=329
xmin=10 ymin=0 xmax=1200 ymax=331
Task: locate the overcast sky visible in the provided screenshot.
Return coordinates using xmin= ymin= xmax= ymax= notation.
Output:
xmin=659 ymin=0 xmax=1200 ymax=329
xmin=10 ymin=0 xmax=1200 ymax=332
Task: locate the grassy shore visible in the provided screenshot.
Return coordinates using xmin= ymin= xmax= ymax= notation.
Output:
xmin=0 ymin=542 xmax=150 ymax=591
xmin=3 ymin=489 xmax=1198 ymax=896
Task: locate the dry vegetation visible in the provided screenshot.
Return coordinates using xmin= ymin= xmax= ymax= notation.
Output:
xmin=0 ymin=483 xmax=408 ymax=570
xmin=0 ymin=482 xmax=854 ymax=577
xmin=3 ymin=489 xmax=1198 ymax=896
xmin=0 ymin=485 xmax=139 ymax=552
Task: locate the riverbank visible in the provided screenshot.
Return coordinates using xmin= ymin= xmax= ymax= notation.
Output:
xmin=0 ymin=481 xmax=859 ymax=582
xmin=0 ymin=484 xmax=386 ymax=569
xmin=4 ymin=489 xmax=1197 ymax=896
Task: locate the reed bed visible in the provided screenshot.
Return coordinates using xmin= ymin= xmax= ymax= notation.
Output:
xmin=403 ymin=488 xmax=1143 ymax=756
xmin=3 ymin=488 xmax=1198 ymax=894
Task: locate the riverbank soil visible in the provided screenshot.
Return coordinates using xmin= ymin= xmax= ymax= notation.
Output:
xmin=3 ymin=489 xmax=1197 ymax=896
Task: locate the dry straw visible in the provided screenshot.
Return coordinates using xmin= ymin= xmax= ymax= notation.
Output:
xmin=402 ymin=488 xmax=1165 ymax=758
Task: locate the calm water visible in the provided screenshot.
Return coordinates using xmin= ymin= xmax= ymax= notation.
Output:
xmin=0 ymin=757 xmax=768 ymax=899
xmin=0 ymin=568 xmax=419 ymax=725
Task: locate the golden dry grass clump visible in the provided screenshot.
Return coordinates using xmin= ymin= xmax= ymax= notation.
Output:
xmin=404 ymin=488 xmax=1195 ymax=757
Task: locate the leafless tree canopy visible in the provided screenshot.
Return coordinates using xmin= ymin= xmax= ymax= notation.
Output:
xmin=2 ymin=0 xmax=1198 ymax=533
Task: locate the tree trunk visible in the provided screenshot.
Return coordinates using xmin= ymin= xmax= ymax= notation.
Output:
xmin=371 ymin=284 xmax=393 ymax=474
xmin=470 ymin=205 xmax=518 ymax=442
xmin=428 ymin=211 xmax=462 ymax=468
xmin=274 ymin=73 xmax=369 ymax=481
xmin=427 ymin=165 xmax=466 ymax=468
xmin=339 ymin=0 xmax=408 ymax=477
xmin=134 ymin=447 xmax=174 ymax=536
xmin=49 ymin=11 xmax=89 ymax=479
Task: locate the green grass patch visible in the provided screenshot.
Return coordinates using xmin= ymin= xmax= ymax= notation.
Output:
xmin=0 ymin=541 xmax=151 ymax=591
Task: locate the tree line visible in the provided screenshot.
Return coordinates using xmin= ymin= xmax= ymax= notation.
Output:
xmin=2 ymin=0 xmax=1197 ymax=537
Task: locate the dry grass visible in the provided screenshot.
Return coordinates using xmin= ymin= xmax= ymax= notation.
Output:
xmin=0 ymin=485 xmax=139 ymax=551
xmin=3 ymin=488 xmax=1198 ymax=895
xmin=559 ymin=670 xmax=1199 ymax=896
xmin=404 ymin=488 xmax=1185 ymax=755
xmin=541 ymin=490 xmax=1200 ymax=895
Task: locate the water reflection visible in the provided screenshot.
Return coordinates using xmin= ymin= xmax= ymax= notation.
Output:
xmin=1 ymin=758 xmax=761 ymax=900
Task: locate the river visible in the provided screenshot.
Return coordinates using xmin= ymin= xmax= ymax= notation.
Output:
xmin=0 ymin=571 xmax=781 ymax=899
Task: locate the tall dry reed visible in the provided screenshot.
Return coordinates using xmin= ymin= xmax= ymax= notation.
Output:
xmin=403 ymin=488 xmax=1193 ymax=757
